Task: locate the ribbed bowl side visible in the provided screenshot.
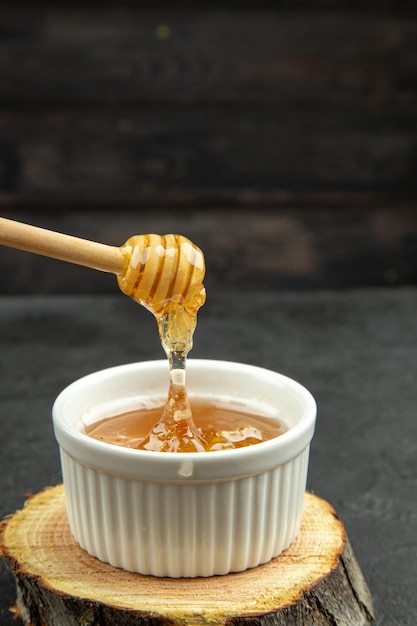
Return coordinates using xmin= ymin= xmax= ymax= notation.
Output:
xmin=59 ymin=445 xmax=310 ymax=578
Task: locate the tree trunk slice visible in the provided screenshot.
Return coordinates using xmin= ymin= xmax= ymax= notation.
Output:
xmin=0 ymin=485 xmax=374 ymax=625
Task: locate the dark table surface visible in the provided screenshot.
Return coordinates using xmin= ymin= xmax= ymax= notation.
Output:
xmin=1 ymin=287 xmax=416 ymax=626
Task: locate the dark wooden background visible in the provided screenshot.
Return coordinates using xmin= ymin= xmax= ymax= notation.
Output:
xmin=0 ymin=1 xmax=416 ymax=294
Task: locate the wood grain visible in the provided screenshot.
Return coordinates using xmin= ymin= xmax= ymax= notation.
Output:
xmin=0 ymin=9 xmax=415 ymax=108
xmin=0 ymin=6 xmax=416 ymax=207
xmin=0 ymin=486 xmax=374 ymax=625
xmin=0 ymin=110 xmax=416 ymax=206
xmin=0 ymin=4 xmax=415 ymax=290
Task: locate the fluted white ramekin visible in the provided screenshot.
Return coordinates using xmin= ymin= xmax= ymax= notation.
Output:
xmin=52 ymin=359 xmax=316 ymax=578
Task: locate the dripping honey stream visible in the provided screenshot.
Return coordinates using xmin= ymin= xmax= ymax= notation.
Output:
xmin=0 ymin=218 xmax=283 ymax=452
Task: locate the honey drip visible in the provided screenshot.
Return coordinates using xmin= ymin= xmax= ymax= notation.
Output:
xmin=115 ymin=233 xmax=281 ymax=453
xmin=137 ymin=374 xmax=206 ymax=452
xmin=117 ymin=234 xmax=207 ymax=452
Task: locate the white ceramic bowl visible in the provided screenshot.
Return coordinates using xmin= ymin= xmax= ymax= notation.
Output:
xmin=52 ymin=359 xmax=316 ymax=578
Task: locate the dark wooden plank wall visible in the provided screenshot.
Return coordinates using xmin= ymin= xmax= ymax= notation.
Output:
xmin=0 ymin=3 xmax=416 ymax=293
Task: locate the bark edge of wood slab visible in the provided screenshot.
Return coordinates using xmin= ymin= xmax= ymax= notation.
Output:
xmin=0 ymin=485 xmax=374 ymax=625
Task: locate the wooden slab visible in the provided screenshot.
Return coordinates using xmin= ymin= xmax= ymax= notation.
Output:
xmin=0 ymin=485 xmax=374 ymax=625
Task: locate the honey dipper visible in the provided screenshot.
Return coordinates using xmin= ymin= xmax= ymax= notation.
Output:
xmin=0 ymin=217 xmax=206 ymax=324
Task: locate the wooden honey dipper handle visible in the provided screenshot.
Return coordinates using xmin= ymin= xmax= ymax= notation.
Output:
xmin=0 ymin=217 xmax=126 ymax=275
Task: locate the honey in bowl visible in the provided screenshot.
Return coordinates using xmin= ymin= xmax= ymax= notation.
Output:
xmin=85 ymin=397 xmax=288 ymax=452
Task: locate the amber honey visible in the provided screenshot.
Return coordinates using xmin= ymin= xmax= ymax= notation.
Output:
xmin=85 ymin=397 xmax=288 ymax=452
xmin=116 ymin=233 xmax=212 ymax=452
xmin=115 ymin=233 xmax=282 ymax=453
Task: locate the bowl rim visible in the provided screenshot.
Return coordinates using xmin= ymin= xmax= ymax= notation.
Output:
xmin=52 ymin=359 xmax=317 ymax=482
